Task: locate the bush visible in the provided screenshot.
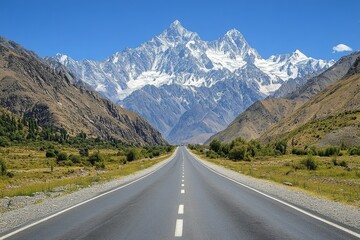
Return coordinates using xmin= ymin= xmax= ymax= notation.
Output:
xmin=348 ymin=146 xmax=360 ymax=155
xmin=292 ymin=148 xmax=308 ymax=155
xmin=79 ymin=148 xmax=89 ymax=157
xmin=127 ymin=148 xmax=140 ymax=162
xmin=69 ymin=154 xmax=81 ymax=164
xmin=206 ymin=150 xmax=218 ymax=159
xmin=95 ymin=161 xmax=105 ymax=170
xmin=0 ymin=136 xmax=10 ymax=147
xmin=46 ymin=149 xmax=56 ymax=158
xmin=0 ymin=159 xmax=7 ymax=176
xmin=319 ymin=146 xmax=340 ymax=156
xmin=229 ymin=145 xmax=250 ymax=161
xmin=209 ymin=140 xmax=221 ymax=153
xmin=56 ymin=152 xmax=68 ymax=162
xmin=302 ymin=155 xmax=318 ymax=170
xmin=274 ymin=140 xmax=287 ymax=155
xmin=88 ymin=152 xmax=105 ymax=165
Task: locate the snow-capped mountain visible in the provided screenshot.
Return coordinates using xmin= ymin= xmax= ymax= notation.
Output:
xmin=49 ymin=20 xmax=334 ymax=144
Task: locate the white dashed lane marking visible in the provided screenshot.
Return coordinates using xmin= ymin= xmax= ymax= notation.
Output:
xmin=178 ymin=204 xmax=184 ymax=214
xmin=175 ymin=219 xmax=183 ymax=237
xmin=181 ymin=189 xmax=185 ymax=194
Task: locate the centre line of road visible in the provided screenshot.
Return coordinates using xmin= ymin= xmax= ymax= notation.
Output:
xmin=190 ymin=150 xmax=360 ymax=239
xmin=181 ymin=184 xmax=184 ymax=187
xmin=181 ymin=189 xmax=185 ymax=194
xmin=178 ymin=204 xmax=184 ymax=214
xmin=0 ymin=149 xmax=179 ymax=240
xmin=175 ymin=219 xmax=183 ymax=237
xmin=182 ymin=179 xmax=184 ymax=182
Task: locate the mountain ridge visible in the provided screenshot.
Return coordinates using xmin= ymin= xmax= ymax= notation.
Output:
xmin=207 ymin=52 xmax=359 ymax=145
xmin=49 ymin=20 xmax=334 ymax=144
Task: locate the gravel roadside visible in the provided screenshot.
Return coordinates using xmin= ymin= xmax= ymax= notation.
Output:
xmin=0 ymin=149 xmax=177 ymax=235
xmin=189 ymin=151 xmax=360 ymax=231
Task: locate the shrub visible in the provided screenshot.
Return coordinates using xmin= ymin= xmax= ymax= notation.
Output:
xmin=319 ymin=146 xmax=340 ymax=156
xmin=220 ymin=143 xmax=230 ymax=156
xmin=209 ymin=140 xmax=221 ymax=153
xmin=127 ymin=148 xmax=140 ymax=162
xmin=292 ymin=148 xmax=308 ymax=155
xmin=302 ymin=155 xmax=318 ymax=170
xmin=0 ymin=136 xmax=10 ymax=147
xmin=229 ymin=145 xmax=250 ymax=161
xmin=0 ymin=159 xmax=7 ymax=176
xmin=274 ymin=140 xmax=287 ymax=155
xmin=339 ymin=160 xmax=348 ymax=168
xmin=79 ymin=148 xmax=89 ymax=157
xmin=348 ymin=146 xmax=360 ymax=156
xmin=95 ymin=161 xmax=105 ymax=170
xmin=56 ymin=152 xmax=68 ymax=162
xmin=69 ymin=154 xmax=81 ymax=164
xmin=206 ymin=150 xmax=218 ymax=159
xmin=88 ymin=152 xmax=105 ymax=165
xmin=46 ymin=149 xmax=56 ymax=158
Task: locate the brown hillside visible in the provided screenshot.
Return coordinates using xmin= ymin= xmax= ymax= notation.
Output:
xmin=0 ymin=36 xmax=167 ymax=146
xmin=205 ymin=98 xmax=305 ymax=143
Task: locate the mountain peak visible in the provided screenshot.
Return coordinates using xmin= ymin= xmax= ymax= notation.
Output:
xmin=158 ymin=20 xmax=199 ymax=43
xmin=225 ymin=29 xmax=244 ymax=39
xmin=169 ymin=20 xmax=182 ymax=29
xmin=291 ymin=49 xmax=308 ymax=59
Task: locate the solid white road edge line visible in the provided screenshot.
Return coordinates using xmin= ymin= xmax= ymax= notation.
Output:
xmin=0 ymin=148 xmax=179 ymax=240
xmin=188 ymin=149 xmax=360 ymax=239
xmin=175 ymin=219 xmax=183 ymax=237
xmin=178 ymin=204 xmax=184 ymax=214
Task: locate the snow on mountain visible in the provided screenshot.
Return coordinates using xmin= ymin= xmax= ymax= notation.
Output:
xmin=49 ymin=20 xmax=334 ymax=144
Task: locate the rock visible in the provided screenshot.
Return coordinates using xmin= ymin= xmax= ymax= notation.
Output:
xmin=283 ymin=182 xmax=293 ymax=186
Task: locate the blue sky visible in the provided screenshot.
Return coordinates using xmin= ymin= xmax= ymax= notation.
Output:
xmin=1 ymin=0 xmax=359 ymax=61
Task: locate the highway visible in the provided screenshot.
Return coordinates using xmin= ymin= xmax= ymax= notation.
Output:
xmin=1 ymin=147 xmax=359 ymax=240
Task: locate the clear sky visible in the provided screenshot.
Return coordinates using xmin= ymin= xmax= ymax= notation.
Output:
xmin=1 ymin=0 xmax=359 ymax=61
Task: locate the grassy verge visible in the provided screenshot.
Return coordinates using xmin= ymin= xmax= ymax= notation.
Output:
xmin=0 ymin=146 xmax=173 ymax=198
xmin=190 ymin=149 xmax=360 ymax=208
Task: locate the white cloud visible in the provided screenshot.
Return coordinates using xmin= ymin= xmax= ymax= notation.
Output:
xmin=332 ymin=44 xmax=353 ymax=53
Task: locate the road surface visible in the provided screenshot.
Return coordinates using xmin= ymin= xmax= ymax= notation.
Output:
xmin=1 ymin=147 xmax=359 ymax=239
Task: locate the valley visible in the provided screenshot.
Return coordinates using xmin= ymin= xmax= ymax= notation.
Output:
xmin=1 ymin=2 xmax=360 ymax=238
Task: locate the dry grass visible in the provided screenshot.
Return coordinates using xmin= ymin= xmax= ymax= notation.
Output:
xmin=0 ymin=146 xmax=172 ymax=198
xmin=192 ymin=150 xmax=360 ymax=208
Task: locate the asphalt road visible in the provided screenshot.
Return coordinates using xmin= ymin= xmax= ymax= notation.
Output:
xmin=2 ymin=147 xmax=359 ymax=240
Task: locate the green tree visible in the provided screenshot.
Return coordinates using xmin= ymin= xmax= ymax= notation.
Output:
xmin=209 ymin=140 xmax=221 ymax=153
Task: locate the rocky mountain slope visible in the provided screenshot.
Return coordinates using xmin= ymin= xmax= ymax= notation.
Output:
xmin=207 ymin=52 xmax=359 ymax=145
xmin=0 ymin=36 xmax=166 ymax=146
xmin=205 ymin=98 xmax=306 ymax=144
xmin=50 ymin=20 xmax=334 ymax=144
xmin=260 ymin=56 xmax=360 ymax=147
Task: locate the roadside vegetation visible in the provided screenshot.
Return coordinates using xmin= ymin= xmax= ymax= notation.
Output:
xmin=189 ymin=138 xmax=360 ymax=207
xmin=0 ymin=111 xmax=174 ymax=198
